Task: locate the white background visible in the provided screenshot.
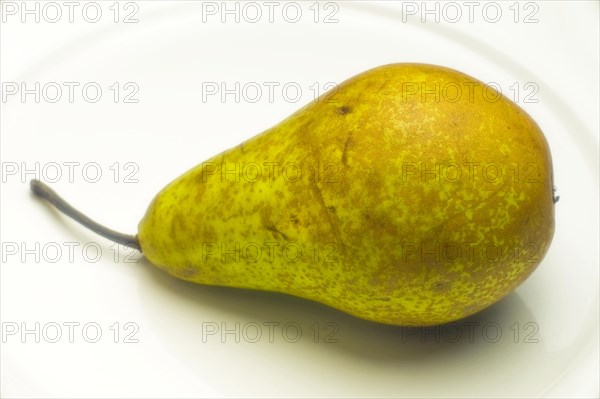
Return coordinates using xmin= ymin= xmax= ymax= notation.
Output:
xmin=1 ymin=1 xmax=599 ymax=398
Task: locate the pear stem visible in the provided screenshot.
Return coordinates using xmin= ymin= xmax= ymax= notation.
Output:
xmin=30 ymin=179 xmax=141 ymax=252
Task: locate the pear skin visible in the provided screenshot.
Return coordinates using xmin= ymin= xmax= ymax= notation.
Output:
xmin=134 ymin=63 xmax=555 ymax=326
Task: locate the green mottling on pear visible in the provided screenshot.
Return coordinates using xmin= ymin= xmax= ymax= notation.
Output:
xmin=32 ymin=63 xmax=555 ymax=326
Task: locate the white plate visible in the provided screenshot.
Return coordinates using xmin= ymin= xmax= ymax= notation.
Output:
xmin=1 ymin=1 xmax=598 ymax=397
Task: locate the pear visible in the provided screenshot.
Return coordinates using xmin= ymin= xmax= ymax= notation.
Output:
xmin=32 ymin=63 xmax=555 ymax=326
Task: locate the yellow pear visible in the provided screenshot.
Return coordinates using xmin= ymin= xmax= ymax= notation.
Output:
xmin=32 ymin=63 xmax=556 ymax=326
